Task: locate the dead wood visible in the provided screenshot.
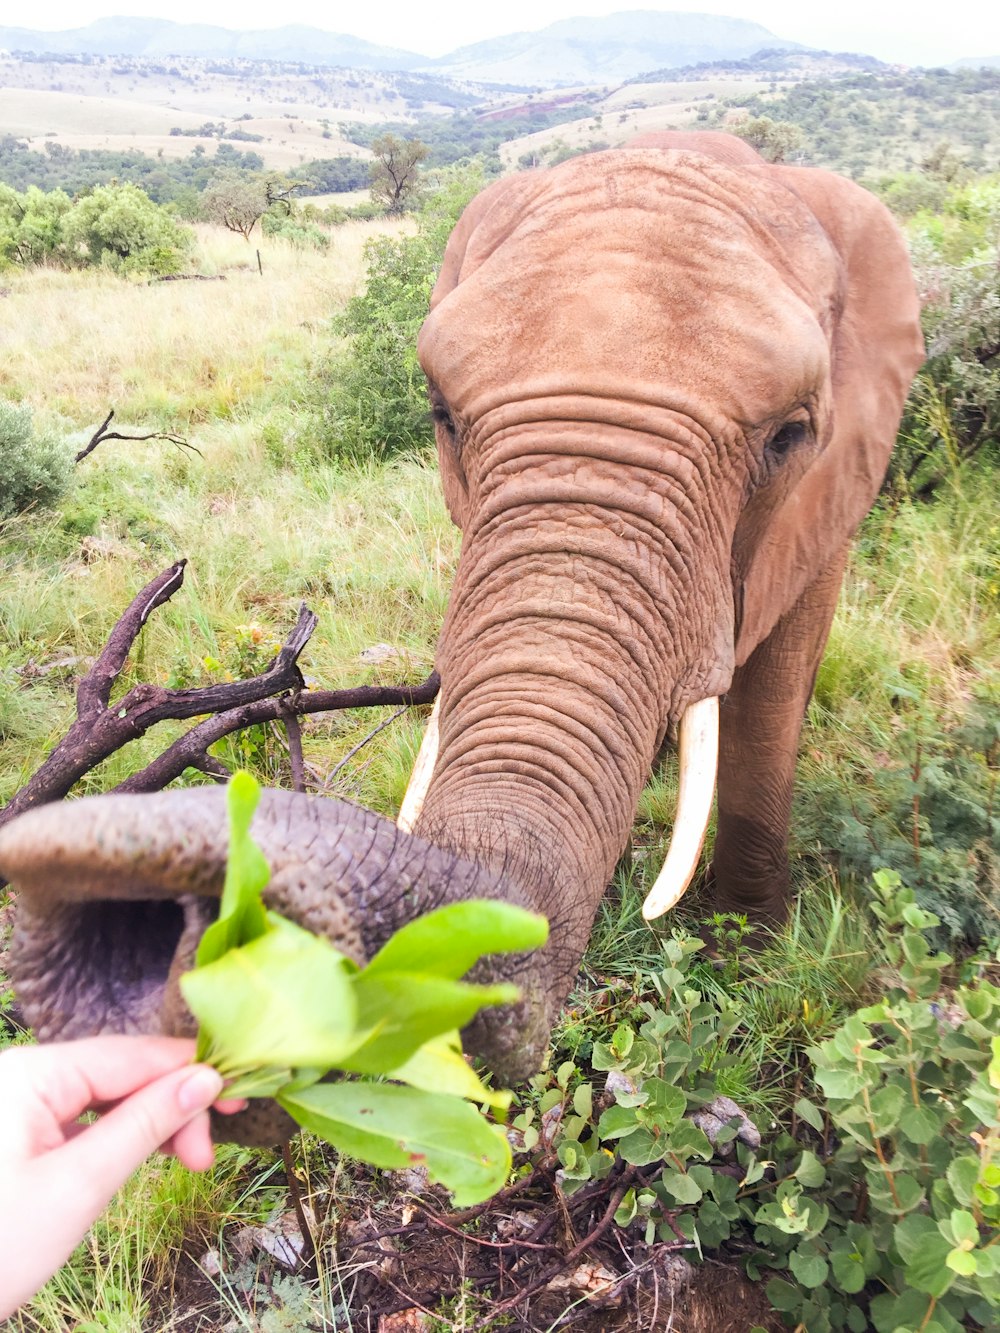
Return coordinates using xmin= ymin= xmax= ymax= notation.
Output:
xmin=75 ymin=408 xmax=201 ymax=464
xmin=0 ymin=559 xmax=439 ymax=868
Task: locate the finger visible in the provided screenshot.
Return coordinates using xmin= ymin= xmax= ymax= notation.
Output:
xmin=214 ymin=1097 xmax=249 ymax=1115
xmin=2 ymin=1036 xmax=198 ymax=1126
xmin=47 ymin=1063 xmax=224 ymax=1208
xmin=167 ymin=1111 xmax=216 ymax=1172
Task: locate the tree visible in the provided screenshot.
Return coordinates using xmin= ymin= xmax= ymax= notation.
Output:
xmin=368 ymin=134 xmax=429 ymax=215
xmin=202 ymin=170 xmax=302 ymax=241
xmin=731 ymin=116 xmax=803 ymax=164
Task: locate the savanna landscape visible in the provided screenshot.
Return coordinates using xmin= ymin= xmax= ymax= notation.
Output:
xmin=0 ymin=10 xmax=998 ymax=1332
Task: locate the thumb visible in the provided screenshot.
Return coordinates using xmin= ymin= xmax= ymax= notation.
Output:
xmin=51 ymin=1064 xmax=224 ymax=1207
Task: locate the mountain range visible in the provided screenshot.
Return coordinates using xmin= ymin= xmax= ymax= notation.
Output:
xmin=0 ymin=11 xmax=802 ymax=86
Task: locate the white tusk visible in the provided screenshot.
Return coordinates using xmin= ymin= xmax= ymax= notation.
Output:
xmin=642 ymin=696 xmax=719 ymax=921
xmin=397 ymin=696 xmax=441 ymax=833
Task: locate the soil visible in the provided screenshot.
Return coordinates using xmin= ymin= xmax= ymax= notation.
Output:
xmin=159 ymin=1154 xmax=785 ymax=1332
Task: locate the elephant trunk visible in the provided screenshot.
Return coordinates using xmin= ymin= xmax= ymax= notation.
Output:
xmin=0 ymin=788 xmax=548 ymax=1145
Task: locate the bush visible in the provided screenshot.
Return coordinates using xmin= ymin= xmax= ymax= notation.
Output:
xmin=0 ymin=401 xmax=73 ymax=521
xmin=0 ymin=184 xmax=72 ymax=268
xmin=260 ymin=212 xmax=330 ymax=250
xmin=307 ymin=163 xmax=486 ymax=465
xmin=62 ymin=182 xmax=191 ymax=276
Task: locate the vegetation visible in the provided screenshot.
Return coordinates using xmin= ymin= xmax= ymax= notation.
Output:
xmin=0 ymin=136 xmax=997 ymax=1330
xmin=0 ymin=401 xmax=73 ymax=520
xmin=702 ymin=66 xmax=1000 ymax=178
xmin=367 ymin=133 xmax=429 ymax=215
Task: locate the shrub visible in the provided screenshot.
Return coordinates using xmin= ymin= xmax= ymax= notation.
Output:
xmin=62 ymin=182 xmax=191 ymax=276
xmin=307 ymin=163 xmax=486 ymax=465
xmin=260 ymin=212 xmax=330 ymax=250
xmin=0 ymin=400 xmax=73 ymax=521
xmin=0 ymin=184 xmax=72 ymax=268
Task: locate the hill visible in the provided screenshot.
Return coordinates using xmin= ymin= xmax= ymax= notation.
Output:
xmin=427 ymin=11 xmax=800 ymax=86
xmin=1 ymin=11 xmax=804 ymax=87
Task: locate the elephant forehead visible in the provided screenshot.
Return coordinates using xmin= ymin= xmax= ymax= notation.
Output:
xmin=419 ymin=152 xmax=838 ymax=426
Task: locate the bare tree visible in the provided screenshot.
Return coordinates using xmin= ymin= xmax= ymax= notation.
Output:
xmin=203 ymin=171 xmax=303 ymax=241
xmin=369 ymin=134 xmax=429 ymax=215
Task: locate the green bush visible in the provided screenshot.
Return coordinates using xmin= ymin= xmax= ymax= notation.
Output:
xmin=516 ymin=875 xmax=999 ymax=1331
xmin=0 ymin=400 xmax=73 ymax=521
xmin=306 ymin=163 xmax=486 ymax=465
xmin=0 ymin=184 xmax=72 ymax=268
xmin=260 ymin=211 xmax=330 ymax=250
xmin=62 ymin=182 xmax=192 ymax=276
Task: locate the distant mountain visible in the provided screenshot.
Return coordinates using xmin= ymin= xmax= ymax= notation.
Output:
xmin=0 ymin=17 xmax=425 ymax=71
xmin=0 ymin=11 xmax=806 ymax=86
xmin=631 ymin=47 xmax=887 ymax=84
xmin=952 ymin=55 xmax=1000 ymax=70
xmin=429 ymin=11 xmax=802 ymax=85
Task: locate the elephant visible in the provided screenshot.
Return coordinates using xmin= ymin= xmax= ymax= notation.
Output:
xmin=0 ymin=133 xmax=924 ymax=1145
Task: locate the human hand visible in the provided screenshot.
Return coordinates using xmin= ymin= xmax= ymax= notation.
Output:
xmin=0 ymin=1035 xmax=243 ymax=1318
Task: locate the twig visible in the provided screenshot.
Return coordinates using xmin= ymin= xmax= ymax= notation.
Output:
xmin=325 ymin=705 xmax=410 ymax=784
xmin=282 ymin=1141 xmax=317 ymax=1278
xmin=75 ymin=408 xmax=201 ymax=464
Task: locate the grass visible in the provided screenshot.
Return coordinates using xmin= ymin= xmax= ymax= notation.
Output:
xmin=0 ymin=204 xmax=997 ymax=1327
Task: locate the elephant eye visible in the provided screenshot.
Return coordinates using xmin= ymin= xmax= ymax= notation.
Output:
xmin=429 ymin=398 xmax=457 ymax=441
xmin=767 ymin=419 xmax=809 ymax=460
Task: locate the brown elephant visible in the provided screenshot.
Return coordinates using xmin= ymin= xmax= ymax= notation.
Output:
xmin=0 ymin=134 xmax=923 ymax=1144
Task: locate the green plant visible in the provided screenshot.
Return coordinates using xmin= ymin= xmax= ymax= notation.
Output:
xmin=182 ymin=773 xmax=548 ymax=1204
xmin=308 ymin=164 xmax=486 ymax=465
xmin=0 ymin=401 xmax=73 ymax=522
xmin=762 ymin=869 xmax=1000 ymax=1331
xmin=62 ymin=182 xmax=192 ymax=276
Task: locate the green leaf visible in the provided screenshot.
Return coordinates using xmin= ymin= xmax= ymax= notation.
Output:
xmin=342 ymin=970 xmax=519 ymax=1073
xmin=814 ymin=1066 xmax=868 ymax=1100
xmin=899 ymin=1101 xmax=943 ymax=1145
xmin=788 ymin=1246 xmax=829 ymax=1289
xmin=830 ymin=1244 xmax=867 ymax=1294
xmin=181 ymin=914 xmax=358 ymax=1075
xmin=363 ymin=900 xmax=548 ymax=980
xmin=946 ymin=1248 xmax=977 ymax=1276
xmin=793 ymin=1096 xmax=825 ymax=1133
xmin=572 ymin=1082 xmax=593 ymax=1120
xmin=195 ymin=771 xmax=270 ymax=969
xmin=794 ymin=1149 xmax=826 ymax=1189
xmin=766 ymin=1278 xmax=802 ymax=1313
xmin=279 ymin=1081 xmax=511 ymax=1207
xmin=662 ymin=1169 xmax=703 ymax=1204
xmin=904 ymin=1230 xmax=957 ymax=1297
xmin=388 ymin=1031 xmax=510 ymax=1110
xmin=946 ymin=1155 xmax=980 ymax=1206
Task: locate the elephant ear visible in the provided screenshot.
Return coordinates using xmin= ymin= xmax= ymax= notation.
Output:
xmin=735 ymin=168 xmax=925 ymax=661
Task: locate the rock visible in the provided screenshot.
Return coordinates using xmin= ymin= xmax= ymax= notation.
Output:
xmin=689 ymin=1095 xmax=761 ymax=1155
xmin=378 ymin=1311 xmax=432 ymax=1331
xmin=547 ymin=1262 xmax=622 ymax=1304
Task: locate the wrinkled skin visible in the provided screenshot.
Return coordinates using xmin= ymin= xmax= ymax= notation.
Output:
xmin=0 ymin=136 xmax=924 ymax=1144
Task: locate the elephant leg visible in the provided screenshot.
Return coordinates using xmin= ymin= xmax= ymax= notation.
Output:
xmin=711 ymin=553 xmax=849 ymax=925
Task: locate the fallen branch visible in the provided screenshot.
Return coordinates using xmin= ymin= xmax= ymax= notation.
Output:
xmin=75 ymin=409 xmax=201 ymax=464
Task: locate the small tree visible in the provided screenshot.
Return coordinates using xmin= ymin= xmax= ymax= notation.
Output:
xmin=203 ymin=171 xmax=302 ymax=241
xmin=368 ymin=134 xmax=429 ymax=216
xmin=732 ymin=115 xmax=803 ymax=164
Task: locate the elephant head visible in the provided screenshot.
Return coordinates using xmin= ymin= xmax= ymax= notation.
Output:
xmin=0 ymin=136 xmax=923 ymax=1144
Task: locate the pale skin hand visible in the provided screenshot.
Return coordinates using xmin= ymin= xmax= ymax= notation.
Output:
xmin=0 ymin=1036 xmax=245 ymax=1318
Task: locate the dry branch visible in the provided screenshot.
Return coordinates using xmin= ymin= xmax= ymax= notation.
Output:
xmin=75 ymin=408 xmax=201 ymax=464
xmin=0 ymin=559 xmax=439 ymax=854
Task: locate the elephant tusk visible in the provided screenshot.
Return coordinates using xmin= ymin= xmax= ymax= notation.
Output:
xmin=397 ymin=696 xmax=441 ymax=833
xmin=642 ymin=696 xmax=719 ymax=921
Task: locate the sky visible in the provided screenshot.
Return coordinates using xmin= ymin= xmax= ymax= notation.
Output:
xmin=15 ymin=2 xmax=1000 ymax=68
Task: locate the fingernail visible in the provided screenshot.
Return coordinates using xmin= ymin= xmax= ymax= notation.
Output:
xmin=178 ymin=1065 xmax=225 ymax=1113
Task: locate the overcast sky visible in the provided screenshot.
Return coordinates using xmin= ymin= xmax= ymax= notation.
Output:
xmin=17 ymin=2 xmax=1000 ymax=67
